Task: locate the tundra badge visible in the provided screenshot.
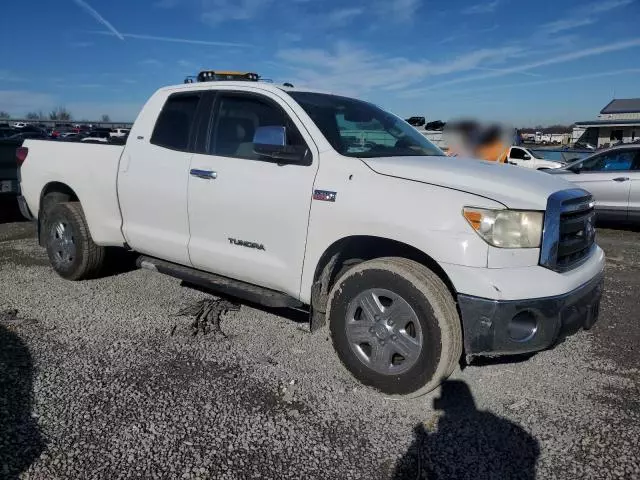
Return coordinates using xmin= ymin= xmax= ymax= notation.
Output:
xmin=228 ymin=238 xmax=266 ymax=251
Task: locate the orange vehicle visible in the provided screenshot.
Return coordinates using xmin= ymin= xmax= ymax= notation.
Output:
xmin=446 ymin=122 xmax=510 ymax=162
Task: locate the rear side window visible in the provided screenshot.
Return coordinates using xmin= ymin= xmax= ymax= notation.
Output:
xmin=151 ymin=93 xmax=200 ymax=151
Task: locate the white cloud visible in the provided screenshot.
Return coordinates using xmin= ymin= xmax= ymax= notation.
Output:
xmin=326 ymin=7 xmax=364 ymax=27
xmin=539 ymin=0 xmax=633 ymax=35
xmin=72 ymin=0 xmax=124 ymax=40
xmin=92 ymin=31 xmax=251 ymax=47
xmin=177 ymin=60 xmax=196 ymax=69
xmin=463 ymin=1 xmax=499 ymax=14
xmin=154 ymin=0 xmax=182 ymax=7
xmin=401 ymin=38 xmax=640 ymax=95
xmin=281 ymin=32 xmax=303 ymax=43
xmin=140 ymin=59 xmax=163 ymax=67
xmin=585 ymin=0 xmax=634 ymax=14
xmin=70 ymin=41 xmax=94 ymax=48
xmin=0 ymin=90 xmax=57 ymax=116
xmin=0 ymin=71 xmax=26 ymax=82
xmin=540 ymin=18 xmax=595 ymax=34
xmin=201 ymin=0 xmax=271 ymax=25
xmin=276 ymin=42 xmax=522 ymax=96
xmin=375 ymin=0 xmax=420 ymax=22
xmin=428 ymin=68 xmax=640 ymax=97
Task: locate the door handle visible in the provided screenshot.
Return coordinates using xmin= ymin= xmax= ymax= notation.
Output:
xmin=190 ymin=169 xmax=217 ymax=180
xmin=612 ymin=177 xmax=629 ymax=182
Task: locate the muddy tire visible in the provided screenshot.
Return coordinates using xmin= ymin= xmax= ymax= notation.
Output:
xmin=44 ymin=202 xmax=105 ymax=280
xmin=327 ymin=257 xmax=462 ymax=397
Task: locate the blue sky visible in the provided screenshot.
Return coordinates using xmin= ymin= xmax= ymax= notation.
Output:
xmin=1 ymin=0 xmax=639 ymax=125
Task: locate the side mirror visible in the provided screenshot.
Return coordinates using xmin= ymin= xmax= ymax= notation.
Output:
xmin=568 ymin=164 xmax=582 ymax=173
xmin=253 ymin=126 xmax=307 ymax=164
xmin=523 ymin=154 xmax=531 ymax=160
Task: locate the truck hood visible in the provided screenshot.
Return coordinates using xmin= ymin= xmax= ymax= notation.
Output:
xmin=361 ymin=155 xmax=574 ymax=210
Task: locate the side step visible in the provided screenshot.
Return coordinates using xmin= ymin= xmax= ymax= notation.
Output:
xmin=136 ymin=256 xmax=302 ymax=309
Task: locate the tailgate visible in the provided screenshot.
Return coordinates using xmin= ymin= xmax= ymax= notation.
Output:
xmin=0 ymin=139 xmax=21 ymax=193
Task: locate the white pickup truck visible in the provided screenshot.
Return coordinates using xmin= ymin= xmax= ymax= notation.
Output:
xmin=18 ymin=79 xmax=605 ymax=396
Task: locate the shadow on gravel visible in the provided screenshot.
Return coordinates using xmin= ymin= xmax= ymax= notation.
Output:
xmin=392 ymin=380 xmax=539 ymax=480
xmin=0 ymin=325 xmax=45 ymax=479
xmin=596 ymin=220 xmax=640 ymax=233
xmin=181 ymin=281 xmax=309 ymax=324
xmin=0 ymin=197 xmax=25 ymax=225
xmin=100 ymin=248 xmax=140 ymax=278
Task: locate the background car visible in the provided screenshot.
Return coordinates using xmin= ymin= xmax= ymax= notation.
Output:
xmin=110 ymin=128 xmax=130 ymax=138
xmin=81 ymin=130 xmax=111 ymax=143
xmin=506 ymin=146 xmax=591 ymax=169
xmin=547 ymin=145 xmax=640 ymax=223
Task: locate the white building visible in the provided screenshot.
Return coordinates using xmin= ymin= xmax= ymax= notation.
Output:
xmin=573 ymin=98 xmax=640 ymax=148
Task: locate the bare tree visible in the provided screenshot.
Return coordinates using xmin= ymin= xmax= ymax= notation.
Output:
xmin=101 ymin=114 xmax=111 ymax=122
xmin=0 ymin=111 xmax=10 ymax=120
xmin=49 ymin=107 xmax=72 ymax=121
xmin=26 ymin=112 xmax=40 ymax=120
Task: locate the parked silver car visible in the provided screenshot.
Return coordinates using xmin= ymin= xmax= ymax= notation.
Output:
xmin=547 ymin=145 xmax=640 ymax=223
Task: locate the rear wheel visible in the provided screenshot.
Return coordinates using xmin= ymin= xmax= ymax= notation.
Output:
xmin=45 ymin=202 xmax=105 ymax=280
xmin=328 ymin=257 xmax=462 ymax=396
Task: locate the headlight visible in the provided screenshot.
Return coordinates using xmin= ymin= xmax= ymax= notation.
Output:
xmin=463 ymin=207 xmax=543 ymax=248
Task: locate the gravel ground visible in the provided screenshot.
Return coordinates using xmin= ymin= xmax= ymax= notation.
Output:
xmin=0 ymin=197 xmax=638 ymax=480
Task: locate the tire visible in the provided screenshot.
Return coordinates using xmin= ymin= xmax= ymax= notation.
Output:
xmin=327 ymin=257 xmax=462 ymax=397
xmin=44 ymin=202 xmax=106 ymax=280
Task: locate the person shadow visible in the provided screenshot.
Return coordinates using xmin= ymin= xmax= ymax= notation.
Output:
xmin=392 ymin=380 xmax=540 ymax=480
xmin=0 ymin=324 xmax=45 ymax=479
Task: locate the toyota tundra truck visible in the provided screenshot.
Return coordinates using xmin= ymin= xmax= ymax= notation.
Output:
xmin=17 ymin=73 xmax=604 ymax=396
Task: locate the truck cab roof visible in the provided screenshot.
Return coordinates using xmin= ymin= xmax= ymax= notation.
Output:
xmin=157 ymin=81 xmax=330 ymax=98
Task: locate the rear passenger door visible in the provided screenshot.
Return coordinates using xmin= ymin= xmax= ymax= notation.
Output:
xmin=187 ymin=90 xmax=319 ymax=298
xmin=118 ymin=92 xmax=201 ymax=266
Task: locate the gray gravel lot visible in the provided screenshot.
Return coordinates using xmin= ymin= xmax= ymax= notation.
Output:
xmin=1 ymin=197 xmax=638 ymax=479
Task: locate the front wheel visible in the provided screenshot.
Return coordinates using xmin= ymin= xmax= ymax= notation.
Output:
xmin=45 ymin=202 xmax=106 ymax=280
xmin=327 ymin=258 xmax=462 ymax=396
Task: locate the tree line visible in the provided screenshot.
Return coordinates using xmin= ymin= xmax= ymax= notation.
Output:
xmin=0 ymin=109 xmax=111 ymax=122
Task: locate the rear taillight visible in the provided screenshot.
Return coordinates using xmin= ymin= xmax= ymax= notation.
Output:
xmin=16 ymin=147 xmax=28 ymax=166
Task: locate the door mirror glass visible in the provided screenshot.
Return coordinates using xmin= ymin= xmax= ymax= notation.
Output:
xmin=253 ymin=126 xmax=307 ymax=164
xmin=253 ymin=125 xmax=286 ymax=147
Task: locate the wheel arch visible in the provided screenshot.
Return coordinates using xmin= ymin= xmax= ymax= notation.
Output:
xmin=38 ymin=182 xmax=81 ymax=245
xmin=308 ymin=235 xmax=458 ymax=331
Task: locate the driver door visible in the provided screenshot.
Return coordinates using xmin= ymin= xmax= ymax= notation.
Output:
xmin=187 ymin=90 xmax=319 ymax=298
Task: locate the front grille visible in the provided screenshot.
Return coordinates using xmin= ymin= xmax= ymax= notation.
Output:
xmin=540 ymin=189 xmax=596 ymax=272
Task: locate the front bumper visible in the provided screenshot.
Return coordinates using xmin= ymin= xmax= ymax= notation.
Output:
xmin=458 ymin=272 xmax=604 ymax=356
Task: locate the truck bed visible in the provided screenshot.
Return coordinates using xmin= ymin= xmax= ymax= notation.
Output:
xmin=20 ymin=140 xmax=127 ymax=246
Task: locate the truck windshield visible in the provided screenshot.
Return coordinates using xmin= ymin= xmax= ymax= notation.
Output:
xmin=289 ymin=91 xmax=444 ymax=158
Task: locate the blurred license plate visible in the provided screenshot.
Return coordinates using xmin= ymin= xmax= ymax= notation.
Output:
xmin=1 ymin=181 xmax=12 ymax=192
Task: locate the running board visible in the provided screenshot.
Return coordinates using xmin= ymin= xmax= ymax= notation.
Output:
xmin=136 ymin=256 xmax=302 ymax=309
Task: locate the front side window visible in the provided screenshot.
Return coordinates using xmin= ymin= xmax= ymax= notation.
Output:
xmin=210 ymin=95 xmax=306 ymax=160
xmin=151 ymin=93 xmax=200 ymax=151
xmin=289 ymin=91 xmax=444 ymax=158
xmin=579 ymin=151 xmax=637 ymax=172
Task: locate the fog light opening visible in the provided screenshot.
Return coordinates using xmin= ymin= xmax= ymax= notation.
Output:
xmin=508 ymin=311 xmax=538 ymax=343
